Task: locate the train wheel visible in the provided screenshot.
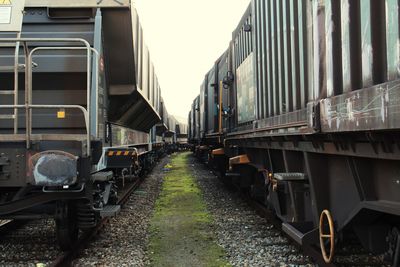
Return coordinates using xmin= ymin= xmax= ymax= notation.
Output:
xmin=55 ymin=202 xmax=79 ymax=251
xmin=319 ymin=209 xmax=335 ymax=263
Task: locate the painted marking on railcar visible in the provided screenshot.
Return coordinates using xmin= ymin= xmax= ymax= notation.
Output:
xmin=107 ymin=151 xmax=137 ymax=156
xmin=57 ymin=111 xmax=66 ymax=119
xmin=0 ymin=0 xmax=11 ymax=24
xmin=0 ymin=0 xmax=11 ymax=5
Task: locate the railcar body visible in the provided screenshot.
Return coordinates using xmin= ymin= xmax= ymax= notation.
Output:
xmin=190 ymin=0 xmax=400 ymax=265
xmin=0 ymin=0 xmax=171 ymax=250
xmin=176 ymin=119 xmax=188 ymax=150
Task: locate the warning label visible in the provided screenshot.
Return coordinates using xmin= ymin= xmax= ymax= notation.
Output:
xmin=0 ymin=0 xmax=12 ymax=5
xmin=0 ymin=6 xmax=11 ymax=24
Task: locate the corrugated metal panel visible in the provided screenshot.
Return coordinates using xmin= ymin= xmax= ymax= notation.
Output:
xmin=319 ymin=0 xmax=400 ymax=132
xmin=207 ymin=67 xmax=217 ymax=134
xmin=188 ymin=110 xmax=192 ymax=140
xmin=195 ymin=95 xmax=200 ymax=140
xmin=277 ymin=0 xmax=284 ymax=114
xmin=360 ymin=1 xmax=373 ymax=88
xmin=299 ymin=0 xmax=310 ymax=108
xmin=149 ymin=62 xmax=154 ymax=103
xmin=265 ymin=0 xmax=273 ymax=117
xmin=157 ymin=86 xmax=161 ymax=113
xmin=232 ymin=4 xmax=255 ymax=126
xmin=386 ymin=0 xmax=400 ymax=81
xmin=283 ymin=0 xmax=293 ymax=114
xmin=142 ymin=45 xmax=149 ymax=98
xmin=271 ymin=0 xmax=278 ymax=116
xmin=137 ymin=25 xmax=143 ymax=90
xmin=214 ymin=0 xmax=400 ymax=135
xmin=253 ymin=0 xmax=311 ymax=119
xmin=340 ymin=0 xmax=351 ymax=93
xmin=153 ymin=75 xmax=157 ymax=108
xmin=131 ymin=8 xmax=139 ymax=84
xmin=217 ymin=51 xmax=229 ymax=130
xmin=325 ymin=0 xmax=343 ymax=97
xmin=199 ymin=82 xmax=206 ymax=137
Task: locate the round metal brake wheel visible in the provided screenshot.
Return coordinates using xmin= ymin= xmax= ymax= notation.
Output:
xmin=319 ymin=209 xmax=335 ymax=263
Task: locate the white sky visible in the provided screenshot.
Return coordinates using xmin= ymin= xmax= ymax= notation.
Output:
xmin=135 ymin=0 xmax=251 ymax=119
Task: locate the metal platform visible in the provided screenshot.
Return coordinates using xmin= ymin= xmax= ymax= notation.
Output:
xmin=100 ymin=205 xmax=120 ymax=218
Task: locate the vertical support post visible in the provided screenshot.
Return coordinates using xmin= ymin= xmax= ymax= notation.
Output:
xmin=13 ymin=32 xmax=21 ymax=134
xmin=219 ymin=81 xmax=223 ymax=134
xmin=23 ymin=42 xmax=30 ymax=149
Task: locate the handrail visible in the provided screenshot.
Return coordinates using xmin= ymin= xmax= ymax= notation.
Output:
xmin=0 ymin=105 xmax=89 ymax=137
xmin=0 ymin=38 xmax=97 ymax=156
xmin=13 ymin=33 xmax=21 ymax=134
xmin=28 ymin=46 xmax=99 ymax=156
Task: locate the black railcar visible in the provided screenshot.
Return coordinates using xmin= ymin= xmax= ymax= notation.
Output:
xmin=190 ymin=0 xmax=400 ymax=265
xmin=0 ymin=0 xmax=175 ymax=250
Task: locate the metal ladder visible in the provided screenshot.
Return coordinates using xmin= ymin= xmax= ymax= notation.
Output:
xmin=0 ymin=32 xmax=24 ymax=134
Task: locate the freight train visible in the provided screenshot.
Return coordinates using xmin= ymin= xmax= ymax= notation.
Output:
xmin=189 ymin=0 xmax=400 ymax=265
xmin=0 ymin=0 xmax=185 ymax=250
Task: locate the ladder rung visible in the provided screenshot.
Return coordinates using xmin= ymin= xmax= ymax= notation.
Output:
xmin=0 ymin=65 xmax=25 ymax=71
xmin=0 ymin=114 xmax=15 ymax=120
xmin=0 ymin=90 xmax=15 ymax=95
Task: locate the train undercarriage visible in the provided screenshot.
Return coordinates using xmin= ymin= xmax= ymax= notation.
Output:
xmin=196 ymin=131 xmax=400 ymax=266
xmin=0 ymin=137 xmax=165 ymax=250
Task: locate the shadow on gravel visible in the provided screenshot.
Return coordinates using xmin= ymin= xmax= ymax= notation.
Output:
xmin=148 ymin=152 xmax=230 ymax=267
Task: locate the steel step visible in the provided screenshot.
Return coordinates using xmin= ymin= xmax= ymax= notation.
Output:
xmin=0 ymin=64 xmax=25 ymax=71
xmin=92 ymin=171 xmax=114 ymax=182
xmin=0 ymin=90 xmax=15 ymax=95
xmin=0 ymin=114 xmax=15 ymax=120
xmin=225 ymin=172 xmax=241 ymax=177
xmin=274 ymin=172 xmax=307 ymax=181
xmin=282 ymin=222 xmax=318 ymax=246
xmin=100 ymin=205 xmax=120 ymax=218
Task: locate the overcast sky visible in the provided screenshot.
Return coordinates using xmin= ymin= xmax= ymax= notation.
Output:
xmin=135 ymin=0 xmax=251 ymax=120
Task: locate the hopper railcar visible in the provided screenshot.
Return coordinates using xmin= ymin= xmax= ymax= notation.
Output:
xmin=0 ymin=0 xmax=171 ymax=250
xmin=189 ymin=0 xmax=400 ymax=265
xmin=175 ymin=120 xmax=188 ymax=151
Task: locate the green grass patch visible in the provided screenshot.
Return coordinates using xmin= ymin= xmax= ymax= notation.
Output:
xmin=148 ymin=152 xmax=230 ymax=267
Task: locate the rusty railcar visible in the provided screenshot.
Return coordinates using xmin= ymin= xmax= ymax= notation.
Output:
xmin=190 ymin=0 xmax=400 ymax=265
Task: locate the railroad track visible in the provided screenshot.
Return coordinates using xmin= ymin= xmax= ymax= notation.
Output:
xmin=50 ymin=176 xmax=144 ymax=267
xmin=0 ymin=176 xmax=145 ymax=267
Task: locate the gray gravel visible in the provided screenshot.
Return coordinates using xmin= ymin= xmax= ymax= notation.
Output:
xmin=190 ymin=156 xmax=314 ymax=267
xmin=0 ymin=219 xmax=59 ymax=266
xmin=73 ymin=156 xmax=169 ymax=267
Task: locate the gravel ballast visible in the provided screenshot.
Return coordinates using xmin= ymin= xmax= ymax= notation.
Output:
xmin=73 ymin=156 xmax=169 ymax=266
xmin=189 ymin=155 xmax=314 ymax=267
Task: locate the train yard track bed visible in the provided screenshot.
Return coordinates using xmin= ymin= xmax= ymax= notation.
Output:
xmin=190 ymin=155 xmax=314 ymax=267
xmin=0 ymin=152 xmax=387 ymax=266
xmin=0 ymin=157 xmax=169 ymax=267
xmin=148 ymin=152 xmax=229 ymax=267
xmin=71 ymin=156 xmax=170 ymax=266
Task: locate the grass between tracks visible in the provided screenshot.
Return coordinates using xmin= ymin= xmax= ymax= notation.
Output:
xmin=148 ymin=152 xmax=230 ymax=267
